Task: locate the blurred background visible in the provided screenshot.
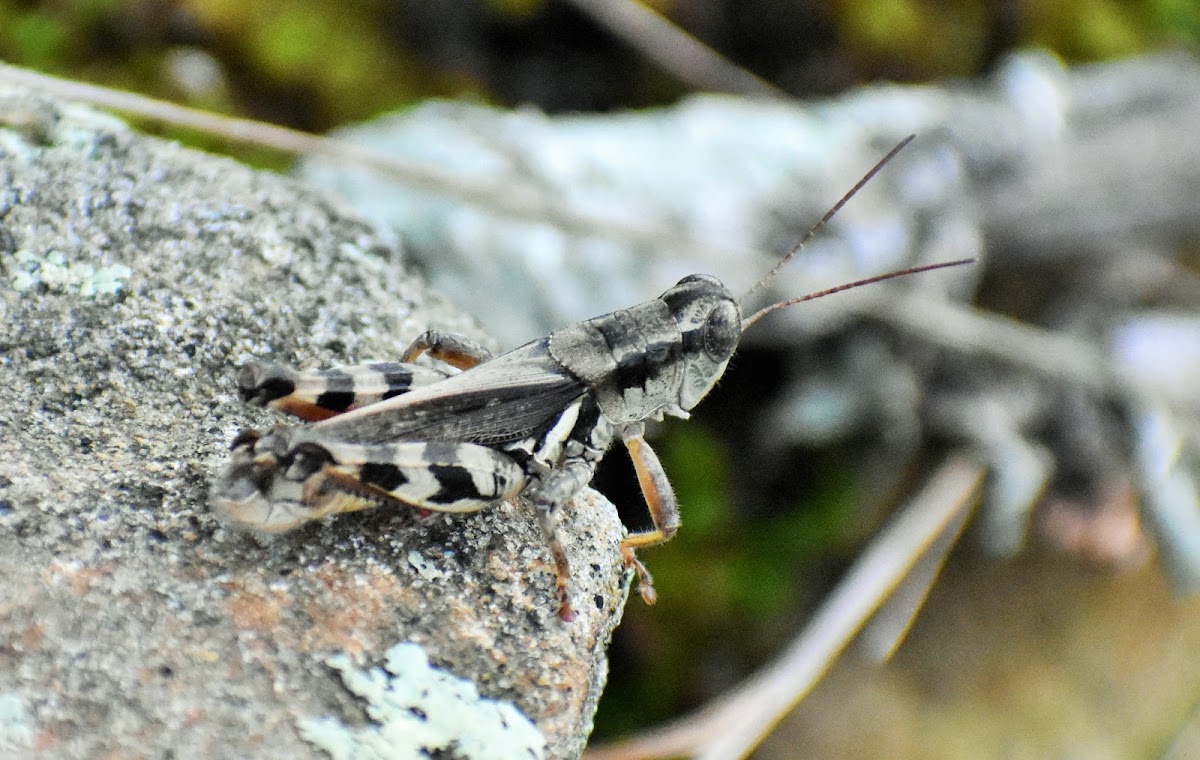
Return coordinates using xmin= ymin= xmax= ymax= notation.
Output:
xmin=4 ymin=2 xmax=1200 ymax=757
xmin=7 ymin=0 xmax=1196 ymax=129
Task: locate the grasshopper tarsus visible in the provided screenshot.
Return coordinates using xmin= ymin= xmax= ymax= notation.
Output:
xmin=214 ymin=137 xmax=974 ymax=619
xmin=622 ymin=547 xmax=658 ymax=605
xmin=558 ymin=601 xmax=577 ymax=623
xmin=402 ymin=329 xmax=493 ymax=369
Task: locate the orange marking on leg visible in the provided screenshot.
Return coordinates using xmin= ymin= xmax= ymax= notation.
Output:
xmin=274 ymin=398 xmax=341 ymax=422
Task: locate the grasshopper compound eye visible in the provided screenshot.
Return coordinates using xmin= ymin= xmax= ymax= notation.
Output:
xmin=702 ymin=300 xmax=740 ymax=360
xmin=656 ymin=274 xmax=744 ymax=412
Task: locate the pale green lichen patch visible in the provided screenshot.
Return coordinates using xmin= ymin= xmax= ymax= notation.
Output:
xmin=0 ymin=693 xmax=34 ymax=753
xmin=8 ymin=249 xmax=133 ymax=296
xmin=300 ymin=642 xmax=547 ymax=760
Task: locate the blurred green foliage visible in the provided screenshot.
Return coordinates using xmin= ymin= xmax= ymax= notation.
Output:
xmin=2 ymin=0 xmax=1195 ymax=132
xmin=0 ymin=0 xmax=1193 ymax=158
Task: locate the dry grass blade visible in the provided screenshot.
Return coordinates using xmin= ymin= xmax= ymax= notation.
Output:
xmin=857 ymin=474 xmax=977 ymax=663
xmin=562 ymin=0 xmax=783 ymax=97
xmin=586 ymin=455 xmax=985 ymax=760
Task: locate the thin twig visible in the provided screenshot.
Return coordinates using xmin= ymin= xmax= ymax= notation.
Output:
xmin=586 ymin=455 xmax=985 ymax=760
xmin=0 ymin=63 xmax=733 ymax=258
xmin=561 ymin=0 xmax=783 ymax=97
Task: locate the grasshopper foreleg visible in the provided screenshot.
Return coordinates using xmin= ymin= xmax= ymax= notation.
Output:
xmin=618 ymin=425 xmax=681 ymax=605
xmin=524 ymin=459 xmax=601 ymax=622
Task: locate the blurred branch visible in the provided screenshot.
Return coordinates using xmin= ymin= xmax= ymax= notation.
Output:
xmin=873 ymin=293 xmax=1119 ymax=396
xmin=1161 ymin=695 xmax=1200 ymax=760
xmin=586 ymin=455 xmax=985 ymax=760
xmin=977 ymin=53 xmax=1200 ymax=256
xmin=560 ymin=0 xmax=783 ymax=97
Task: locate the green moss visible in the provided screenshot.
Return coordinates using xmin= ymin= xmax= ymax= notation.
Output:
xmin=1149 ymin=0 xmax=1200 ymax=39
xmin=7 ymin=13 xmax=68 ymax=70
xmin=1074 ymin=1 xmax=1146 ymax=58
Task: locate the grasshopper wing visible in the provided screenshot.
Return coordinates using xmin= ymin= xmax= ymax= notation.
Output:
xmin=312 ymin=340 xmax=587 ymax=446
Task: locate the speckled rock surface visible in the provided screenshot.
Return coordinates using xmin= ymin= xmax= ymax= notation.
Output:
xmin=0 ymin=84 xmax=627 ymax=759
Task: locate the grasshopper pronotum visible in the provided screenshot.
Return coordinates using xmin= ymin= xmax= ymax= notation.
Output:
xmin=214 ymin=136 xmax=972 ymax=620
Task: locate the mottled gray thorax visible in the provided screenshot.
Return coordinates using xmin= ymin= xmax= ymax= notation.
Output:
xmin=547 ymin=299 xmax=682 ymax=424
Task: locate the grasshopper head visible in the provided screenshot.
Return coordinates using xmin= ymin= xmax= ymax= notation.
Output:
xmin=662 ymin=274 xmax=742 ymax=411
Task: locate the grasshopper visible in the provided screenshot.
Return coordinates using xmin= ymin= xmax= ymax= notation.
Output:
xmin=213 ymin=137 xmax=971 ymax=621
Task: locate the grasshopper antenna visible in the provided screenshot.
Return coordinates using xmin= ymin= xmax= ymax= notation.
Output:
xmin=739 ymin=134 xmax=917 ymax=310
xmin=741 ymin=258 xmax=975 ymax=330
xmin=738 ymin=134 xmax=974 ymax=330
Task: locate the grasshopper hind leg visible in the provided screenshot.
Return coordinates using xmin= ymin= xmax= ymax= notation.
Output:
xmin=236 ymin=330 xmax=494 ymax=422
xmin=238 ymin=361 xmax=451 ymax=421
xmin=216 ymin=432 xmax=527 ymax=532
